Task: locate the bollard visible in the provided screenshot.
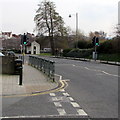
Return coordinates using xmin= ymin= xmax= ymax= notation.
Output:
xmin=14 ymin=59 xmax=23 ymax=85
xmin=19 ymin=67 xmax=23 ymax=85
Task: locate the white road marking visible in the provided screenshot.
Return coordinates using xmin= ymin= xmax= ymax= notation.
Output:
xmin=54 ymin=102 xmax=62 ymax=107
xmin=60 ymin=89 xmax=65 ymax=92
xmin=63 ymin=93 xmax=70 ymax=96
xmin=102 ymin=71 xmax=119 ymax=77
xmin=68 ymin=97 xmax=74 ymax=101
xmin=59 ymin=75 xmax=62 ymax=80
xmin=49 ymin=93 xmax=56 ymax=96
xmin=52 ymin=97 xmax=59 ymax=101
xmin=62 ymin=79 xmax=70 ymax=82
xmin=72 ymin=64 xmax=76 ymax=67
xmin=71 ymin=102 xmax=80 ymax=108
xmin=77 ymin=109 xmax=88 ymax=116
xmin=1 ymin=114 xmax=86 ymax=119
xmin=52 ymin=97 xmax=64 ymax=101
xmin=57 ymin=108 xmax=66 ymax=115
xmin=84 ymin=67 xmax=119 ymax=77
xmin=55 ymin=74 xmax=62 ymax=80
xmin=84 ymin=67 xmax=90 ymax=70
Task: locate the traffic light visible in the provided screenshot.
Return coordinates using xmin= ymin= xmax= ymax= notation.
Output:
xmin=21 ymin=33 xmax=28 ymax=45
xmin=95 ymin=37 xmax=99 ymax=46
xmin=92 ymin=36 xmax=99 ymax=46
xmin=23 ymin=33 xmax=27 ymax=45
xmin=92 ymin=36 xmax=96 ymax=46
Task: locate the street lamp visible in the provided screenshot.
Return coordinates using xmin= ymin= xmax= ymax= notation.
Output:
xmin=69 ymin=13 xmax=78 ymax=48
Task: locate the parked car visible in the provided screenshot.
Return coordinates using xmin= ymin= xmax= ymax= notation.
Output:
xmin=0 ymin=52 xmax=5 ymax=56
xmin=7 ymin=51 xmax=16 ymax=57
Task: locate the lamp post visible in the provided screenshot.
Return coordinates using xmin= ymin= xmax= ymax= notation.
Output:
xmin=118 ymin=1 xmax=120 ymax=25
xmin=69 ymin=13 xmax=78 ymax=48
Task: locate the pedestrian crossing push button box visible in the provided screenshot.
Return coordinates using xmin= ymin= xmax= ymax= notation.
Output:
xmin=14 ymin=59 xmax=23 ymax=75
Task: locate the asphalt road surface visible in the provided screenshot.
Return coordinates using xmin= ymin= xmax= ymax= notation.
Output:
xmin=43 ymin=56 xmax=118 ymax=118
xmin=2 ymin=56 xmax=118 ymax=119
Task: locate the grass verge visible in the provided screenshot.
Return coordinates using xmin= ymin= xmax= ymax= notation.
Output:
xmin=39 ymin=53 xmax=52 ymax=56
xmin=98 ymin=53 xmax=120 ymax=62
xmin=85 ymin=53 xmax=120 ymax=62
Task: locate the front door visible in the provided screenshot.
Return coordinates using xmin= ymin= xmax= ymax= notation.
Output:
xmin=33 ymin=46 xmax=36 ymax=54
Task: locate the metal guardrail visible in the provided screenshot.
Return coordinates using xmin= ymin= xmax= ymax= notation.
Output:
xmin=29 ymin=56 xmax=55 ymax=81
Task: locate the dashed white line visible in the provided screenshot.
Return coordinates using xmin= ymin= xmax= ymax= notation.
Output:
xmin=52 ymin=97 xmax=58 ymax=101
xmin=49 ymin=93 xmax=56 ymax=96
xmin=60 ymin=89 xmax=65 ymax=92
xmin=77 ymin=109 xmax=88 ymax=116
xmin=84 ymin=67 xmax=90 ymax=70
xmin=63 ymin=93 xmax=70 ymax=96
xmin=102 ymin=71 xmax=119 ymax=77
xmin=54 ymin=102 xmax=62 ymax=107
xmin=71 ymin=102 xmax=80 ymax=108
xmin=84 ymin=67 xmax=119 ymax=77
xmin=57 ymin=108 xmax=66 ymax=115
xmin=68 ymin=97 xmax=74 ymax=101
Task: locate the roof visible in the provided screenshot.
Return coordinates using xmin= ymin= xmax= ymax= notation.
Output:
xmin=2 ymin=32 xmax=12 ymax=37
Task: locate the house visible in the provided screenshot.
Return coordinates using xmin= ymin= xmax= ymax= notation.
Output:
xmin=12 ymin=34 xmax=20 ymax=39
xmin=26 ymin=41 xmax=40 ymax=54
xmin=1 ymin=32 xmax=12 ymax=39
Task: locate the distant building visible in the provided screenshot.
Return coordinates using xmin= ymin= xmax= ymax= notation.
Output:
xmin=0 ymin=40 xmax=3 ymax=50
xmin=0 ymin=32 xmax=37 ymax=51
xmin=26 ymin=41 xmax=40 ymax=54
xmin=12 ymin=34 xmax=20 ymax=39
xmin=0 ymin=32 xmax=12 ymax=39
xmin=27 ymin=32 xmax=35 ymax=38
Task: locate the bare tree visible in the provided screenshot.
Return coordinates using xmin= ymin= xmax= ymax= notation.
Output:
xmin=116 ymin=25 xmax=120 ymax=37
xmin=34 ymin=0 xmax=67 ymax=55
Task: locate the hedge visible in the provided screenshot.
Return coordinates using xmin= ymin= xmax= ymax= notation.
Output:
xmin=63 ymin=48 xmax=93 ymax=58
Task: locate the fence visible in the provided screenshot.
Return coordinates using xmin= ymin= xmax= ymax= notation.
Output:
xmin=29 ymin=56 xmax=55 ymax=81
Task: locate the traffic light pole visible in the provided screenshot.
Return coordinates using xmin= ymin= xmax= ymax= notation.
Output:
xmin=22 ymin=44 xmax=25 ymax=64
xmin=95 ymin=45 xmax=97 ymax=61
xmin=94 ymin=37 xmax=97 ymax=61
xmin=21 ymin=33 xmax=27 ymax=64
xmin=92 ymin=36 xmax=98 ymax=61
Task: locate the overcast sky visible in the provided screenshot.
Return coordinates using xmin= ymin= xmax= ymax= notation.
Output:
xmin=0 ymin=0 xmax=119 ymax=37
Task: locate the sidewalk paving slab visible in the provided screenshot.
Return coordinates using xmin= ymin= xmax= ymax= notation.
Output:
xmin=1 ymin=64 xmax=57 ymax=96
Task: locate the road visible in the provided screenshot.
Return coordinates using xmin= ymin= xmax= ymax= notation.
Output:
xmin=2 ymin=56 xmax=118 ymax=119
xmin=53 ymin=57 xmax=118 ymax=118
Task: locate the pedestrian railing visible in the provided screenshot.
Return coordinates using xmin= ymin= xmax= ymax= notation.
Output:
xmin=29 ymin=56 xmax=55 ymax=81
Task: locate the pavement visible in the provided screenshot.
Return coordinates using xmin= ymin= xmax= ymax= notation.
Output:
xmin=53 ymin=56 xmax=120 ymax=66
xmin=1 ymin=63 xmax=58 ymax=96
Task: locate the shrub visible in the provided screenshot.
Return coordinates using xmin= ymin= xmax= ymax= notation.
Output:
xmin=77 ymin=40 xmax=87 ymax=49
xmin=62 ymin=48 xmax=73 ymax=57
xmin=64 ymin=48 xmax=93 ymax=58
xmin=86 ymin=41 xmax=93 ymax=48
xmin=97 ymin=38 xmax=120 ymax=54
xmin=97 ymin=40 xmax=113 ymax=53
xmin=111 ymin=38 xmax=120 ymax=53
xmin=74 ymin=40 xmax=93 ymax=49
